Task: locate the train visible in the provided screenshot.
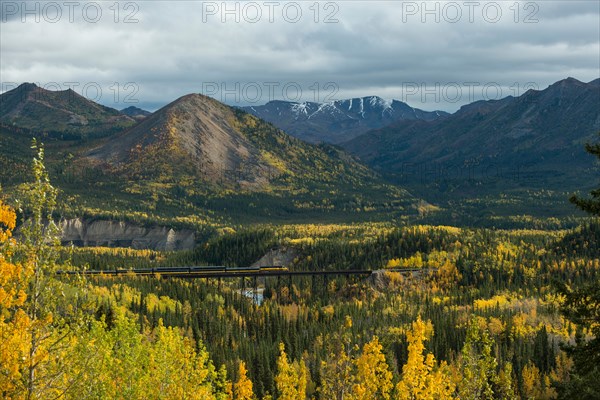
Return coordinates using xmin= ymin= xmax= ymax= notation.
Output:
xmin=56 ymin=265 xmax=289 ymax=276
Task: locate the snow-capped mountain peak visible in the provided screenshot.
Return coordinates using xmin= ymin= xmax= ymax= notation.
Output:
xmin=242 ymin=96 xmax=448 ymax=144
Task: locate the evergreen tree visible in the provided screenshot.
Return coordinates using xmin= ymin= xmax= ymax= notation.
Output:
xmin=557 ymin=132 xmax=600 ymax=399
xmin=556 ymin=281 xmax=600 ymax=399
xmin=570 ymin=133 xmax=600 ymax=215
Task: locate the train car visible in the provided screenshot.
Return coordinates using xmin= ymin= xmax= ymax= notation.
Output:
xmin=259 ymin=266 xmax=288 ymax=272
xmin=153 ymin=267 xmax=191 ymax=274
xmin=132 ymin=268 xmax=154 ymax=275
xmin=189 ymin=266 xmax=227 ymax=273
xmin=225 ymin=266 xmax=261 ymax=273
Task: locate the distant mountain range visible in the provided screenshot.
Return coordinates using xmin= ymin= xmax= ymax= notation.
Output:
xmin=120 ymin=106 xmax=151 ymax=120
xmin=0 ymin=86 xmax=414 ymax=223
xmin=242 ymin=96 xmax=448 ymax=144
xmin=0 ymin=83 xmax=135 ymax=139
xmin=88 ymin=93 xmax=393 ymax=192
xmin=343 ymin=77 xmax=600 ymax=191
xmin=1 ymin=77 xmax=598 ymax=224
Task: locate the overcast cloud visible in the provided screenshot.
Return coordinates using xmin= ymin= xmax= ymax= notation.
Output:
xmin=1 ymin=0 xmax=598 ymax=112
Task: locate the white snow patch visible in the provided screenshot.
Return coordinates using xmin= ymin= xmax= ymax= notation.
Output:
xmin=291 ymin=102 xmax=309 ymax=117
xmin=358 ymin=98 xmax=364 ymax=118
xmin=367 ymin=96 xmax=394 ymax=117
xmin=308 ymin=102 xmax=335 ymax=120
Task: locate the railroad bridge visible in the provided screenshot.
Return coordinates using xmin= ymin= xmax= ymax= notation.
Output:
xmin=57 ymin=266 xmax=435 ymax=302
xmin=57 ymin=265 xmax=432 ymax=279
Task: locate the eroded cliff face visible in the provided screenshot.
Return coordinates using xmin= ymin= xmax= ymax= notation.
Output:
xmin=60 ymin=218 xmax=195 ymax=251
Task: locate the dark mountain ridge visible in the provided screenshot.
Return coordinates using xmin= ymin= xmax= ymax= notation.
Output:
xmin=0 ymin=83 xmax=135 ymax=139
xmin=344 ymin=77 xmax=600 ymax=190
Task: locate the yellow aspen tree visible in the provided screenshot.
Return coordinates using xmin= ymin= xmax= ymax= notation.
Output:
xmin=71 ymin=314 xmax=219 ymax=400
xmin=275 ymin=343 xmax=300 ymax=400
xmin=550 ymin=351 xmax=573 ymax=385
xmin=67 ymin=317 xmax=123 ymax=400
xmin=296 ymin=358 xmax=308 ymax=400
xmin=353 ymin=336 xmax=393 ymax=400
xmin=522 ymin=361 xmax=556 ymax=400
xmin=275 ymin=343 xmax=309 ymax=400
xmin=541 ymin=375 xmax=558 ymax=400
xmin=396 ymin=316 xmax=456 ymax=400
xmin=0 ymin=200 xmax=32 ymax=399
xmin=72 ymin=310 xmax=150 ymax=399
xmin=522 ymin=362 xmax=542 ymax=399
xmin=215 ymin=364 xmax=234 ymax=400
xmin=495 ymin=362 xmax=517 ymax=400
xmin=234 ymin=361 xmax=254 ymax=400
xmin=144 ymin=321 xmax=216 ymax=399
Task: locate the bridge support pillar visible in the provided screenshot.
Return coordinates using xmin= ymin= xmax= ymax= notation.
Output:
xmin=253 ymin=276 xmax=258 ymax=303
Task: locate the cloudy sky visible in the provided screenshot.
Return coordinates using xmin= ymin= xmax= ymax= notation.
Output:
xmin=1 ymin=0 xmax=598 ymax=112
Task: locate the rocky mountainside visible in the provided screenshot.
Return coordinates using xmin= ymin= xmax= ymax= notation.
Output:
xmin=89 ymin=93 xmax=276 ymax=190
xmin=242 ymin=96 xmax=448 ymax=144
xmin=343 ymin=78 xmax=600 ymax=190
xmin=0 ymin=83 xmax=135 ymax=139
